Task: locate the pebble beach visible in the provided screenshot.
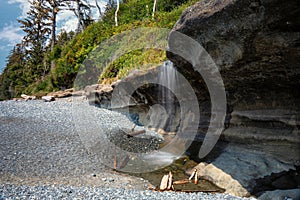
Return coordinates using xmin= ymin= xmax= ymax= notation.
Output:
xmin=0 ymin=99 xmax=255 ymax=199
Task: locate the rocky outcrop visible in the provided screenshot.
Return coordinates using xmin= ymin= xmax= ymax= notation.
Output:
xmin=84 ymin=66 xmax=184 ymax=134
xmin=84 ymin=0 xmax=299 ymax=197
xmin=84 ymin=84 xmax=114 ymax=108
xmin=168 ymin=0 xmax=300 ymax=109
xmin=166 ymin=0 xmax=300 ymax=197
xmin=47 ymin=88 xmax=84 ymax=98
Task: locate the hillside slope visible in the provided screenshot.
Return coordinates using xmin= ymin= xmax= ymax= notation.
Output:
xmin=0 ymin=0 xmax=197 ymax=100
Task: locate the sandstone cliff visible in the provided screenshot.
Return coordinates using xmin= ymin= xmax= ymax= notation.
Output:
xmin=167 ymin=0 xmax=300 ymax=197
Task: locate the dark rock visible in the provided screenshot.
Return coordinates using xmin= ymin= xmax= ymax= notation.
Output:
xmin=84 ymin=84 xmax=113 ymax=108
xmin=168 ymin=0 xmax=300 ymax=111
xmin=166 ymin=0 xmax=300 ymax=160
xmin=82 ymin=0 xmax=300 ymax=196
xmin=165 ymin=0 xmax=300 ymax=197
xmin=167 ymin=0 xmax=300 ymax=113
xmin=253 ymin=166 xmax=300 ymax=195
xmin=258 ymin=189 xmax=300 ymax=200
xmin=271 ymin=174 xmax=297 ymax=190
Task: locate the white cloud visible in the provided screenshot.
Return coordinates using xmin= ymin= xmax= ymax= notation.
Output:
xmin=7 ymin=0 xmax=30 ymax=18
xmin=0 ymin=24 xmax=24 ymax=47
xmin=56 ymin=0 xmax=108 ymax=32
xmin=3 ymin=0 xmax=109 ymax=46
xmin=90 ymin=0 xmax=108 ymax=19
xmin=7 ymin=0 xmax=109 ymax=33
xmin=57 ymin=9 xmax=77 ymax=32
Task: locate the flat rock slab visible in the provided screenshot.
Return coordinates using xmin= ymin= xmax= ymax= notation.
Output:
xmin=258 ymin=189 xmax=300 ymax=200
xmin=187 ymin=145 xmax=296 ymax=197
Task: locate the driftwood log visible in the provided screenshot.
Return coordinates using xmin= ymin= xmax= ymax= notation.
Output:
xmin=21 ymin=94 xmax=36 ymax=101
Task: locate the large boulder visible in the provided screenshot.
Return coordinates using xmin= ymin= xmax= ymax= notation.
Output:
xmin=166 ymin=0 xmax=300 ymax=197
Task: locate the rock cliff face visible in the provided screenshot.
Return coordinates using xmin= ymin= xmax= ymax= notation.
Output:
xmin=87 ymin=0 xmax=300 ymax=197
xmin=166 ymin=0 xmax=300 ymax=197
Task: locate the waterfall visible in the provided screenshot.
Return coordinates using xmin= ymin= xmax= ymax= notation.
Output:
xmin=159 ymin=61 xmax=178 ymax=103
xmin=156 ymin=61 xmax=179 ymax=132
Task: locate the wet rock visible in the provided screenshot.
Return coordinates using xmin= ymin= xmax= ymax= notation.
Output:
xmin=258 ymin=189 xmax=300 ymax=200
xmin=107 ymin=128 xmax=163 ymax=154
xmin=253 ymin=166 xmax=300 ymax=196
xmin=271 ymin=174 xmax=297 ymax=190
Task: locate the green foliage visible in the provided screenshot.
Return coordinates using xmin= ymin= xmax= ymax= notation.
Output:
xmin=24 ymin=75 xmax=55 ymax=97
xmin=100 ymin=49 xmax=166 ymax=83
xmin=0 ymin=0 xmax=199 ymax=100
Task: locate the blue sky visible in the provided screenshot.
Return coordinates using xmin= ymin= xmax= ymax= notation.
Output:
xmin=0 ymin=0 xmax=107 ymax=74
xmin=0 ymin=1 xmax=24 ymax=73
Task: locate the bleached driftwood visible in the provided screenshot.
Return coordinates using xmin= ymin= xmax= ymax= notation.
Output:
xmin=21 ymin=94 xmax=36 ymax=101
xmin=42 ymin=96 xmax=55 ymax=102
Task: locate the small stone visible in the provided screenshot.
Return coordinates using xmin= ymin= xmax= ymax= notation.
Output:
xmin=108 ymin=178 xmax=114 ymax=182
xmin=101 ymin=178 xmax=107 ymax=181
xmin=42 ymin=96 xmax=55 ymax=102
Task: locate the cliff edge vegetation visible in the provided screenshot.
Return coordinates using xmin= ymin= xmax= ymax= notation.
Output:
xmin=0 ymin=0 xmax=197 ymax=100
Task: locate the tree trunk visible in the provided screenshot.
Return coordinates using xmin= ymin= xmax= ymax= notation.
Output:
xmin=95 ymin=0 xmax=102 ymax=18
xmin=152 ymin=0 xmax=157 ymax=19
xmin=51 ymin=8 xmax=57 ymax=51
xmin=72 ymin=0 xmax=83 ymax=33
xmin=115 ymin=0 xmax=119 ymax=26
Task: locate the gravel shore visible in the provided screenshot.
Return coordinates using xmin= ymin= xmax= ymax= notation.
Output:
xmin=0 ymin=99 xmax=256 ymax=199
xmin=0 ymin=184 xmax=256 ymax=200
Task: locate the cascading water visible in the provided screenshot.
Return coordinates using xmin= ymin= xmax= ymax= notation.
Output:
xmin=157 ymin=61 xmax=180 ymax=132
xmin=159 ymin=61 xmax=178 ymax=102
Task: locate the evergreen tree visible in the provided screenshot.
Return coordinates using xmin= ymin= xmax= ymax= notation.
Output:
xmin=0 ymin=45 xmax=27 ymax=99
xmin=45 ymin=0 xmax=70 ymax=51
xmin=18 ymin=0 xmax=51 ymax=80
